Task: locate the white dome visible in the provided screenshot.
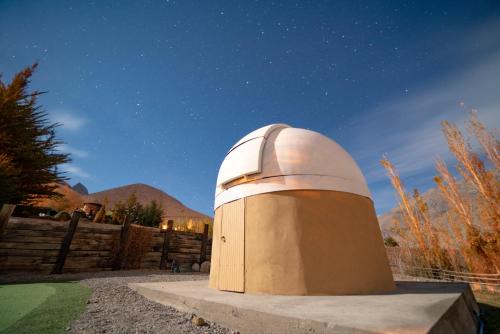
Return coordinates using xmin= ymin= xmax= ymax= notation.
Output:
xmin=214 ymin=124 xmax=371 ymax=209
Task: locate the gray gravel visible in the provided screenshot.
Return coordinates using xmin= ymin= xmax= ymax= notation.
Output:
xmin=1 ymin=270 xmax=234 ymax=334
xmin=71 ymin=271 xmax=234 ymax=334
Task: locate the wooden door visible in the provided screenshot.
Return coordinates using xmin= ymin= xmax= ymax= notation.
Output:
xmin=218 ymin=199 xmax=245 ymax=292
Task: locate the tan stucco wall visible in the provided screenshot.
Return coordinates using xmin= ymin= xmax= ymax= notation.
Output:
xmin=210 ymin=190 xmax=395 ymax=295
xmin=244 ymin=190 xmax=395 ymax=295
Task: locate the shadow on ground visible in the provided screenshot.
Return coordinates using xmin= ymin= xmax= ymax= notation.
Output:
xmin=476 ymin=292 xmax=500 ymax=334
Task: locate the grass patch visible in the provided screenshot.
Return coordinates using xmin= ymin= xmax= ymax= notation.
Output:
xmin=0 ymin=282 xmax=91 ymax=334
xmin=475 ymin=292 xmax=500 ymax=334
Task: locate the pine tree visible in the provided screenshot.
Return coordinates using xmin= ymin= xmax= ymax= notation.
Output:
xmin=0 ymin=64 xmax=70 ymax=204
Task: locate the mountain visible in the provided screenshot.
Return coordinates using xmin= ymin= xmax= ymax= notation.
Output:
xmin=378 ymin=178 xmax=477 ymax=237
xmin=35 ymin=182 xmax=85 ymax=211
xmin=71 ymin=182 xmax=89 ymax=195
xmin=86 ymin=183 xmax=210 ymax=220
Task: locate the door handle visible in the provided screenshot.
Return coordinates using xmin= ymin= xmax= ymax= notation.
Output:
xmin=221 ymin=236 xmax=226 ymax=243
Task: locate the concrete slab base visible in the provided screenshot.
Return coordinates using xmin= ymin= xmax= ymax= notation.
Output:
xmin=129 ymin=280 xmax=479 ymax=334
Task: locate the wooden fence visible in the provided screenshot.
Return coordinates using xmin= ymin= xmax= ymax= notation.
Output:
xmin=0 ymin=208 xmax=211 ymax=274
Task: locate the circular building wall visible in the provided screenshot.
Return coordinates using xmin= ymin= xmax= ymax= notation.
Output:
xmin=243 ymin=190 xmax=394 ymax=295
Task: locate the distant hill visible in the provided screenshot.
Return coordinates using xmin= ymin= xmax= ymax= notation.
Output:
xmin=35 ymin=182 xmax=85 ymax=211
xmin=378 ymin=178 xmax=477 ymax=237
xmin=71 ymin=182 xmax=89 ymax=195
xmin=86 ymin=183 xmax=210 ymax=221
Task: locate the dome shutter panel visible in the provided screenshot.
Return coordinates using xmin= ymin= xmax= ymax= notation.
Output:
xmin=217 ymin=137 xmax=265 ymax=186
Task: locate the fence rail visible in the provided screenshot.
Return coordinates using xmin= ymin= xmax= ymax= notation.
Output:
xmin=387 ymin=247 xmax=500 ymax=292
xmin=391 ymin=265 xmax=500 ymax=285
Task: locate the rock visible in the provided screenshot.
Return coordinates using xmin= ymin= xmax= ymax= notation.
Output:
xmin=179 ymin=263 xmax=192 ymax=272
xmin=192 ymin=315 xmax=206 ymax=326
xmin=191 ymin=263 xmax=200 ymax=272
xmin=200 ymin=261 xmax=211 ymax=273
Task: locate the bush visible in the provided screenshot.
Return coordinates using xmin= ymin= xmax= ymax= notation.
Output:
xmin=111 ymin=193 xmax=163 ymax=227
xmin=112 ymin=224 xmax=153 ymax=269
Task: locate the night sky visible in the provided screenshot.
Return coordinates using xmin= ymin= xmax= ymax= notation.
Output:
xmin=1 ymin=1 xmax=499 ymax=216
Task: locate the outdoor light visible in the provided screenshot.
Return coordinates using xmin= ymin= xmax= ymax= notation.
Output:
xmin=160 ymin=222 xmax=168 ymax=232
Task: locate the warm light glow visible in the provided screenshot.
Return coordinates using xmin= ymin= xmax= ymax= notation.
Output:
xmin=160 ymin=222 xmax=168 ymax=231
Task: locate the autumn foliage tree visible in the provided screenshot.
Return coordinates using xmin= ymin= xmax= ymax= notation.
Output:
xmin=381 ymin=112 xmax=499 ymax=274
xmin=0 ymin=64 xmax=70 ymax=204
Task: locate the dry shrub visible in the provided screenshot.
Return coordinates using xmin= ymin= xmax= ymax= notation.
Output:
xmin=112 ymin=224 xmax=154 ymax=269
xmin=436 ymin=113 xmax=499 ymax=273
xmin=381 ymin=112 xmax=499 ymax=274
xmin=380 ymin=158 xmax=451 ymax=269
xmin=93 ymin=204 xmax=106 ymax=223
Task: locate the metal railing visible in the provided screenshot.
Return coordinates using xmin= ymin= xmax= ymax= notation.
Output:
xmin=390 ymin=264 xmax=500 ymax=292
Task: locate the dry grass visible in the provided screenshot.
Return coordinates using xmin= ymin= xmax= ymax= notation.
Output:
xmin=123 ymin=225 xmax=154 ymax=269
xmin=381 ymin=112 xmax=499 ymax=274
xmin=92 ymin=204 xmax=106 ymax=223
xmin=111 ymin=224 xmax=154 ymax=269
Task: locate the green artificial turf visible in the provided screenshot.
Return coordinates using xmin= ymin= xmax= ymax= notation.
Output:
xmin=0 ymin=282 xmax=91 ymax=334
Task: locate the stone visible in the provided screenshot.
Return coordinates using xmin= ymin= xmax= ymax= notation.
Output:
xmin=179 ymin=263 xmax=192 ymax=272
xmin=192 ymin=263 xmax=200 ymax=272
xmin=200 ymin=261 xmax=211 ymax=273
xmin=192 ymin=315 xmax=206 ymax=326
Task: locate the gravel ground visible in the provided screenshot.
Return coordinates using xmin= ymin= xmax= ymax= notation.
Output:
xmin=1 ymin=270 xmax=234 ymax=334
xmin=0 ymin=271 xmax=446 ymax=334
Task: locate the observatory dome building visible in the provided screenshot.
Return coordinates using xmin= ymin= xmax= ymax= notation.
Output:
xmin=209 ymin=124 xmax=395 ymax=295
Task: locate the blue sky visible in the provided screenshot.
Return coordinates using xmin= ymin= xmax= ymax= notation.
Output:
xmin=1 ymin=1 xmax=499 ymax=216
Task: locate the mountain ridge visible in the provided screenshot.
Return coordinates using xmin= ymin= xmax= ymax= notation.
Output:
xmin=86 ymin=183 xmax=210 ymax=220
xmin=37 ymin=182 xmax=210 ymax=220
xmin=71 ymin=182 xmax=89 ymax=195
xmin=378 ymin=177 xmax=477 ymax=237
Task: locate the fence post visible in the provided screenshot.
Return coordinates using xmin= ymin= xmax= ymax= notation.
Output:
xmin=113 ymin=215 xmax=132 ymax=271
xmin=51 ymin=211 xmax=82 ymax=274
xmin=199 ymin=223 xmax=209 ymax=263
xmin=160 ymin=220 xmax=174 ymax=269
xmin=0 ymin=204 xmax=16 ymax=238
